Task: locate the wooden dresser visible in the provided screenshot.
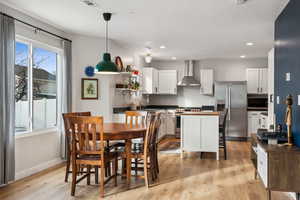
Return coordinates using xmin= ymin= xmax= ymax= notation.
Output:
xmin=251 ymin=134 xmax=300 ymax=200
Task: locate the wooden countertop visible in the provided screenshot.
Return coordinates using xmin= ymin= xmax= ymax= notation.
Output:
xmin=251 ymin=134 xmax=300 ymax=153
xmin=180 ymin=112 xmax=220 ymax=116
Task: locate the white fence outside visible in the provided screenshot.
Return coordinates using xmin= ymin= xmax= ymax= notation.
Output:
xmin=15 ymin=99 xmax=57 ymax=132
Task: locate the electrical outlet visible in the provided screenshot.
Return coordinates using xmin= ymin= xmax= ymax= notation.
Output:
xmin=277 ymin=96 xmax=280 ymax=104
xmin=286 ymin=72 xmax=291 ymax=81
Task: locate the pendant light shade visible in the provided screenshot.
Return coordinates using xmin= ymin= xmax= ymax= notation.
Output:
xmin=95 ymin=13 xmax=119 ymax=74
xmin=145 ymin=54 xmax=152 ymax=63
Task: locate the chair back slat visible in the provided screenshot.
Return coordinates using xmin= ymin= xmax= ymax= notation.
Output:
xmin=143 ymin=113 xmax=161 ymax=155
xmin=125 ymin=111 xmax=145 ymax=127
xmin=222 ymin=108 xmax=229 ymax=130
xmin=68 ymin=116 xmax=104 ymax=156
xmin=62 ymin=112 xmax=92 ymax=154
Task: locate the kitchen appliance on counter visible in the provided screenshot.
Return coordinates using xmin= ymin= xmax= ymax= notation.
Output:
xmin=215 ymin=81 xmax=247 ymax=140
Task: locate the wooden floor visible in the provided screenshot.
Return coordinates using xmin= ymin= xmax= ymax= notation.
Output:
xmin=0 ymin=141 xmax=293 ymax=200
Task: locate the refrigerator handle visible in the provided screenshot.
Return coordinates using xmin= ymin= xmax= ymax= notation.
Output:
xmin=228 ymin=86 xmax=231 ymax=120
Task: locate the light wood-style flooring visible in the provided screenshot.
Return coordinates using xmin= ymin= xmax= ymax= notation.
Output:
xmin=0 ymin=141 xmax=293 ymax=200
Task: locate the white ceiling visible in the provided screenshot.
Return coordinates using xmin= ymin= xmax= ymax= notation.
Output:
xmin=0 ymin=0 xmax=288 ymax=60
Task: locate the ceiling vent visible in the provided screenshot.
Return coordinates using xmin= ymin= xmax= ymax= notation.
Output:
xmin=80 ymin=0 xmax=98 ymax=7
xmin=236 ymin=0 xmax=247 ymax=5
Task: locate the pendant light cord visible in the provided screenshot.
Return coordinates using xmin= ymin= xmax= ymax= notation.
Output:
xmin=106 ymin=20 xmax=108 ymax=53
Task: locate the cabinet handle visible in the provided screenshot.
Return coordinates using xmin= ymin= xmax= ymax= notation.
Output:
xmin=257 ymin=88 xmax=259 ymax=93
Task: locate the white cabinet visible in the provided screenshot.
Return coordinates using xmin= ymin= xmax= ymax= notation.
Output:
xmin=142 ymin=67 xmax=158 ymax=94
xmin=259 ymin=113 xmax=268 ymax=129
xmin=260 ymin=68 xmax=268 ymax=94
xmin=257 ymin=144 xmax=268 ymax=187
xmin=112 ymin=114 xmax=125 ymax=123
xmin=200 ymin=69 xmax=214 ymax=95
xmin=143 ymin=68 xmax=177 ymax=95
xmin=158 ymin=70 xmax=177 ymax=94
xmin=246 ymin=68 xmax=268 ymax=94
xmin=181 ymin=115 xmax=219 ymax=160
xmin=158 ymin=113 xmax=176 ymax=141
xmin=247 ymin=111 xmax=261 ymax=137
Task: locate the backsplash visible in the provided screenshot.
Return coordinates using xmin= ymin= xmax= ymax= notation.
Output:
xmin=149 ymin=87 xmax=215 ymax=107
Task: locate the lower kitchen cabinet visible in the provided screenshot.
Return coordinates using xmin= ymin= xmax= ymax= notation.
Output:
xmin=181 ymin=114 xmax=219 ymax=160
xmin=158 ymin=112 xmax=176 ymax=141
xmin=248 ymin=111 xmax=261 ymax=136
xmin=251 ymin=134 xmax=300 ymax=200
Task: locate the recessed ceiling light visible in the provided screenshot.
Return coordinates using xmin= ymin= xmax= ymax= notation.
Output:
xmin=160 ymin=45 xmax=166 ymax=49
xmin=246 ymin=42 xmax=254 ymax=46
xmin=240 ymin=55 xmax=246 ymax=58
xmin=171 ymin=57 xmax=177 ymax=60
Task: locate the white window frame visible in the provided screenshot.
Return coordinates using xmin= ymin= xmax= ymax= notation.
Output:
xmin=15 ymin=35 xmax=63 ymax=136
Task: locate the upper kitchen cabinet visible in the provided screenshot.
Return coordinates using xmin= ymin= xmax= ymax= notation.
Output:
xmin=246 ymin=68 xmax=268 ymax=94
xmin=158 ymin=70 xmax=177 ymax=94
xmin=200 ymin=69 xmax=214 ymax=95
xmin=142 ymin=67 xmax=159 ymax=94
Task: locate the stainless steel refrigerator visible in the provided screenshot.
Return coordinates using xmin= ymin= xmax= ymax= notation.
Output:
xmin=215 ymin=81 xmax=247 ymax=139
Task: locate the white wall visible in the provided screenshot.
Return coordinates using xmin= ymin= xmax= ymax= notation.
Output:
xmin=199 ymin=58 xmax=268 ymax=81
xmin=0 ymin=2 xmax=69 ymax=180
xmin=72 ymin=34 xmax=135 ymax=121
xmin=148 ymin=58 xmax=267 ymax=107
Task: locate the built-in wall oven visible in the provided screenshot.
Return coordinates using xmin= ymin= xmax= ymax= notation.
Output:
xmin=247 ymin=94 xmax=268 ymax=111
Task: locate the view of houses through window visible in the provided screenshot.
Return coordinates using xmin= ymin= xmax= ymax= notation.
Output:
xmin=15 ymin=40 xmax=58 ymax=134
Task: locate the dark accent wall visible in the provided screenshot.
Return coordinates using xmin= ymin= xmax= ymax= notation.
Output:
xmin=275 ymin=0 xmax=300 ymax=136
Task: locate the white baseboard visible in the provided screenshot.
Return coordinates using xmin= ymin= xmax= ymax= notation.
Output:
xmin=15 ymin=158 xmax=63 ymax=180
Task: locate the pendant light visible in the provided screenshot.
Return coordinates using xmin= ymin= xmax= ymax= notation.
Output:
xmin=144 ymin=47 xmax=152 ymax=63
xmin=95 ymin=13 xmax=119 ymax=74
xmin=145 ymin=54 xmax=152 ymax=63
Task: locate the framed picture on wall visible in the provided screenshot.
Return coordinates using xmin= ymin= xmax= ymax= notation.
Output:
xmin=81 ymin=78 xmax=99 ymax=100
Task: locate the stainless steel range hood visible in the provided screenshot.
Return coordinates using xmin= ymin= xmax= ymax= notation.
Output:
xmin=177 ymin=60 xmax=201 ymax=86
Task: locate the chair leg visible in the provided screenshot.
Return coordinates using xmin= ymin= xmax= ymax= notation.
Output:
xmin=65 ymin=155 xmax=71 ymax=182
xmin=122 ymin=159 xmax=126 ymax=179
xmin=113 ymin=159 xmax=118 ymax=186
xmin=87 ymin=165 xmax=91 ymax=185
xmin=223 ymin=131 xmax=227 ymax=160
xmin=95 ymin=166 xmax=99 ymax=184
xmin=100 ymin=163 xmax=105 ymax=198
xmin=155 ymin=150 xmax=159 ymax=174
xmin=135 ymin=158 xmax=138 ymax=176
xmin=144 ymin=156 xmax=149 ymax=188
xmin=71 ymin=162 xmax=77 ymax=196
xmin=105 ymin=163 xmax=108 ymax=177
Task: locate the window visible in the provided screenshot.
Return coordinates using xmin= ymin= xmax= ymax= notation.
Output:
xmin=15 ymin=39 xmax=60 ymax=134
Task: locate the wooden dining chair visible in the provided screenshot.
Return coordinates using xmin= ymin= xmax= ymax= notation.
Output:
xmin=125 ymin=111 xmax=148 ymax=175
xmin=68 ymin=116 xmax=118 ymax=197
xmin=62 ymin=112 xmax=91 ymax=182
xmin=124 ymin=113 xmax=161 ymax=187
xmin=219 ymin=109 xmax=229 ymax=160
xmin=125 ymin=111 xmax=146 ymax=127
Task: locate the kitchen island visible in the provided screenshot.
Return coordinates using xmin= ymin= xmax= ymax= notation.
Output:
xmin=180 ymin=112 xmax=220 ymax=160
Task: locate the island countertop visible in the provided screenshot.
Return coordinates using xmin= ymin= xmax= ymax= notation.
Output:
xmin=180 ymin=111 xmax=220 ymax=116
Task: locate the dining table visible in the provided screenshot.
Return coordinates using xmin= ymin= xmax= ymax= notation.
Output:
xmin=102 ymin=122 xmax=147 ymax=185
